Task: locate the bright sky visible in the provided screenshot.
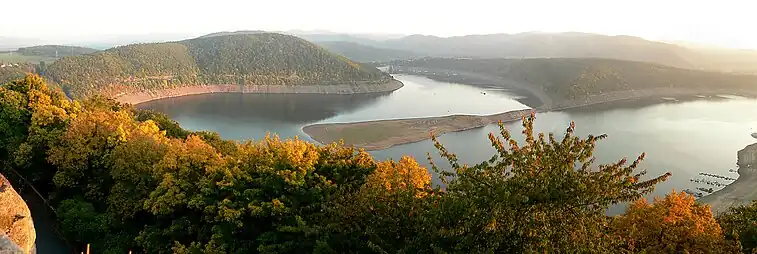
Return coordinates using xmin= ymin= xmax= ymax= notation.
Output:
xmin=2 ymin=0 xmax=755 ymax=49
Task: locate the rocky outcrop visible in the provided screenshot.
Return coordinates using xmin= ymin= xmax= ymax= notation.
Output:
xmin=0 ymin=233 xmax=23 ymax=253
xmin=0 ymin=174 xmax=35 ymax=253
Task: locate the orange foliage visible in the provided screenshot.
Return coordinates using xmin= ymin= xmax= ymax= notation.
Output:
xmin=366 ymin=156 xmax=431 ymax=196
xmin=612 ymin=191 xmax=738 ymax=253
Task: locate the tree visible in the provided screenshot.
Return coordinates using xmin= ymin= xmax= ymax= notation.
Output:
xmin=719 ymin=201 xmax=757 ymax=253
xmin=422 ymin=113 xmax=671 ymax=252
xmin=317 ymin=156 xmax=433 ymax=253
xmin=612 ymin=191 xmax=738 ymax=253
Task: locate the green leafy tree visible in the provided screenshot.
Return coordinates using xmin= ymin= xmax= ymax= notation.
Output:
xmin=719 ymin=201 xmax=757 ymax=253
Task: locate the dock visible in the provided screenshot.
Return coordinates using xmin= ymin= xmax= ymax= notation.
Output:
xmin=699 ymin=143 xmax=757 ymax=214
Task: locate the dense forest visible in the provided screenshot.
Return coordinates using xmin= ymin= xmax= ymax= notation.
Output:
xmin=3 ymin=74 xmax=757 ymax=253
xmin=393 ymin=58 xmax=757 ymax=101
xmin=16 ymin=45 xmax=99 ymax=58
xmin=43 ymin=33 xmax=391 ymax=99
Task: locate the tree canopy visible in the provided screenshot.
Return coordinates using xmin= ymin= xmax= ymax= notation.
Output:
xmin=0 ymin=74 xmax=751 ymax=253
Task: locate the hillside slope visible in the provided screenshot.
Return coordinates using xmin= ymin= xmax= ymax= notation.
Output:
xmin=372 ymin=32 xmax=757 ymax=73
xmin=45 ymin=33 xmax=391 ymax=98
xmin=380 ymin=33 xmax=696 ymax=69
xmin=392 ymin=58 xmax=757 ymax=102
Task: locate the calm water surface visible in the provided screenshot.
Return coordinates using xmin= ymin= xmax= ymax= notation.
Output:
xmin=138 ymin=74 xmax=530 ymax=140
xmin=140 ymin=75 xmax=757 ymax=214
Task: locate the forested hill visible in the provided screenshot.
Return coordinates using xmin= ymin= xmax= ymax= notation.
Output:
xmin=44 ymin=33 xmax=391 ymax=98
xmin=392 ymin=58 xmax=757 ymax=101
xmin=16 ymin=45 xmax=99 ymax=57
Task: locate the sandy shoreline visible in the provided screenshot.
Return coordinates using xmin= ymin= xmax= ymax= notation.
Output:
xmin=302 ymin=109 xmax=534 ymax=151
xmin=115 ymin=79 xmax=404 ymax=105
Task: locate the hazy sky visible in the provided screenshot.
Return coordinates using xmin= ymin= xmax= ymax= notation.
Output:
xmin=2 ymin=0 xmax=755 ymax=49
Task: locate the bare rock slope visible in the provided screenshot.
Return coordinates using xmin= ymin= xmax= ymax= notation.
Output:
xmin=0 ymin=174 xmax=35 ymax=253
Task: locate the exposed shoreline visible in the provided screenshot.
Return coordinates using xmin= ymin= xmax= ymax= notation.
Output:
xmin=115 ymin=79 xmax=404 ymax=105
xmin=302 ymin=109 xmax=534 ymax=151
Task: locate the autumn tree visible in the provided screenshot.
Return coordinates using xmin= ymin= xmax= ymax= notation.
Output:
xmin=318 ymin=156 xmax=434 ymax=253
xmin=0 ymin=74 xmax=77 ymax=191
xmin=3 ymin=74 xmax=741 ymax=253
xmin=612 ymin=191 xmax=738 ymax=252
xmin=422 ymin=113 xmax=671 ymax=252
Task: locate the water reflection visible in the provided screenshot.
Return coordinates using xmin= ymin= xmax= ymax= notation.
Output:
xmin=138 ymin=92 xmax=394 ymax=125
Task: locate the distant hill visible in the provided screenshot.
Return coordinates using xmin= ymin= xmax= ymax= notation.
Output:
xmin=290 ymin=33 xmax=385 ymax=47
xmin=317 ymin=41 xmax=419 ymax=62
xmin=332 ymin=32 xmax=756 ymax=73
xmin=286 ymin=30 xmax=406 ymax=41
xmin=16 ymin=45 xmax=99 ymax=58
xmin=392 ymin=58 xmax=757 ymax=101
xmin=199 ymin=30 xmax=266 ymax=38
xmin=377 ymin=33 xmax=697 ymax=69
xmin=44 ymin=33 xmax=391 ymax=98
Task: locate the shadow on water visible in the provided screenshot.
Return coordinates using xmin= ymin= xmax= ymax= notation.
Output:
xmin=137 ymin=92 xmax=394 ymax=124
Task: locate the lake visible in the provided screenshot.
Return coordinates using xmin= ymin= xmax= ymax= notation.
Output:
xmin=140 ymin=74 xmax=757 ymax=214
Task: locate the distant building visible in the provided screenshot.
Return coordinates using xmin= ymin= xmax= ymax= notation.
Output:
xmin=738 ymin=143 xmax=757 ymax=167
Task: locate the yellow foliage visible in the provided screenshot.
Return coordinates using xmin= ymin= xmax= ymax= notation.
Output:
xmin=366 ymin=156 xmax=431 ymax=196
xmin=612 ymin=191 xmax=737 ymax=253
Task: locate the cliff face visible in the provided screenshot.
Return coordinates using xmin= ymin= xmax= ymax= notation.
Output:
xmin=0 ymin=174 xmax=35 ymax=253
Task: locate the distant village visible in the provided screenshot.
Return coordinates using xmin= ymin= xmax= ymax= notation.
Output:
xmin=0 ymin=63 xmax=22 ymax=68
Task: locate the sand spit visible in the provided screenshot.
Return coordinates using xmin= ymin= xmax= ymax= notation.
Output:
xmin=303 ymin=109 xmax=534 ymax=151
